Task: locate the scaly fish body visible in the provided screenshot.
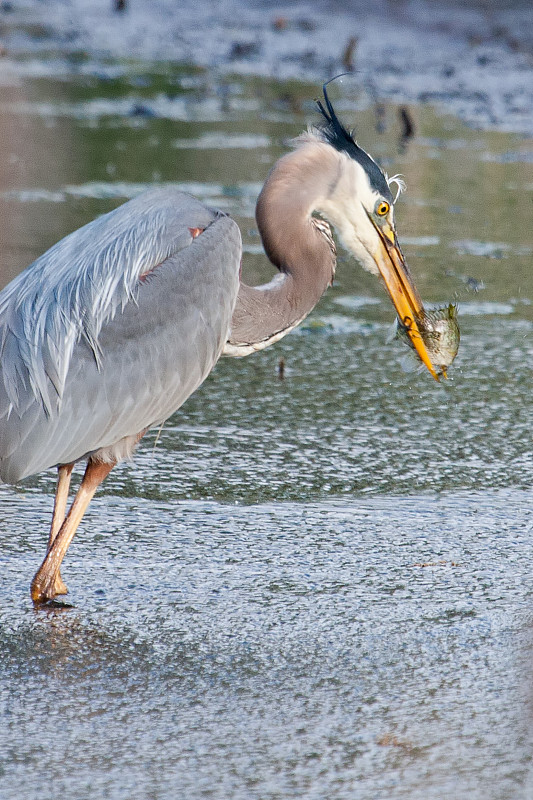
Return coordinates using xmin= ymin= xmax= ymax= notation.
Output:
xmin=397 ymin=304 xmax=460 ymax=376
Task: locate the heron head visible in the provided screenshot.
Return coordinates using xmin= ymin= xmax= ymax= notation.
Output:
xmin=313 ymin=83 xmax=438 ymax=380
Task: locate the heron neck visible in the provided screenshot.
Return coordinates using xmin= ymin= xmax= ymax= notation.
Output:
xmin=224 ymin=147 xmax=336 ymax=356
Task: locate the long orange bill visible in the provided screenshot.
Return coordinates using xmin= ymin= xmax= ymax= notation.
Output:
xmin=371 ymin=223 xmax=439 ymax=381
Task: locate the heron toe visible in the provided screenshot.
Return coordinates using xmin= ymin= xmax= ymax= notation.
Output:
xmin=53 ymin=571 xmax=69 ymax=596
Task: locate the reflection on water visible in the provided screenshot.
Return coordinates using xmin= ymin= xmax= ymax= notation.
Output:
xmin=0 ymin=68 xmax=532 ymax=800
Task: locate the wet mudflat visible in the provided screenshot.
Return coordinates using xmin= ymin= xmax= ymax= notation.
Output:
xmin=1 ymin=490 xmax=533 ymax=799
xmin=0 ymin=52 xmax=533 ymax=800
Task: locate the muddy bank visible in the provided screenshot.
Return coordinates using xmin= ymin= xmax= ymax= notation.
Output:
xmin=0 ymin=0 xmax=533 ymax=135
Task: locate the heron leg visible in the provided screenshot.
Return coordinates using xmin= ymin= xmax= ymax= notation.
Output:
xmin=31 ymin=460 xmax=114 ymax=604
xmin=46 ymin=463 xmax=75 ymax=596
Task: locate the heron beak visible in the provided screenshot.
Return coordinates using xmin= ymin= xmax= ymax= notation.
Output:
xmin=371 ymin=221 xmax=439 ymax=381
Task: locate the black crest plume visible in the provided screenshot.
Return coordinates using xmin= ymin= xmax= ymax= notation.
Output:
xmin=316 ymin=79 xmax=392 ymax=201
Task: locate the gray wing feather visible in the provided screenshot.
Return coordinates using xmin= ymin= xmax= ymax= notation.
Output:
xmin=0 ymin=188 xmax=241 ymax=483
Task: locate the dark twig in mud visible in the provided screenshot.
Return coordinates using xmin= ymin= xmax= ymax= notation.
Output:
xmin=398 ymin=106 xmax=415 ymax=153
xmin=342 ymin=36 xmax=358 ymax=72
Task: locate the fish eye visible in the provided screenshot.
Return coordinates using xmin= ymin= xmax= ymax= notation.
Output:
xmin=376 ymin=200 xmax=390 ymax=217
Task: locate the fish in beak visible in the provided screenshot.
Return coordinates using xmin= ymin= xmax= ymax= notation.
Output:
xmin=371 ymin=219 xmax=441 ymax=381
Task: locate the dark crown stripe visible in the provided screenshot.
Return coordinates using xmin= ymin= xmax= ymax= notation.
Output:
xmin=316 ymin=80 xmax=392 ymax=202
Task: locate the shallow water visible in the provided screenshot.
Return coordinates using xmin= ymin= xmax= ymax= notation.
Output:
xmin=2 ymin=489 xmax=533 ymax=799
xmin=1 ymin=64 xmax=533 ymax=799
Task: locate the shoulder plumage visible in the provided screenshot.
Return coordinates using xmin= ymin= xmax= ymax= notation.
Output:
xmin=0 ymin=188 xmax=215 ymax=416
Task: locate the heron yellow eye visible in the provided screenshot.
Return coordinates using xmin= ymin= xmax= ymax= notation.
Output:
xmin=376 ymin=201 xmax=390 ymax=217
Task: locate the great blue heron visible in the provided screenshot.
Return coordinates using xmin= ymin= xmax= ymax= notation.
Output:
xmin=0 ymin=84 xmax=437 ymax=604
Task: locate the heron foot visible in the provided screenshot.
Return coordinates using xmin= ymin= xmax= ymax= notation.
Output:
xmin=30 ymin=570 xmax=69 ymax=605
